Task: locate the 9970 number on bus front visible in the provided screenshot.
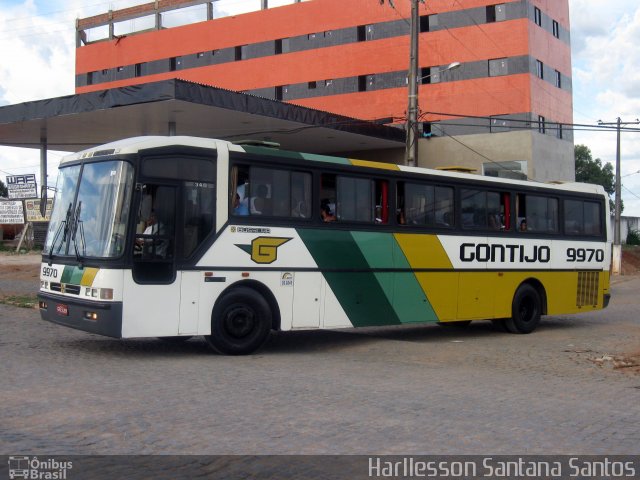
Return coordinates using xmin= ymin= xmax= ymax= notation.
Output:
xmin=566 ymin=248 xmax=604 ymax=262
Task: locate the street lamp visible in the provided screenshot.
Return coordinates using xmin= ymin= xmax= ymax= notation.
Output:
xmin=406 ymin=59 xmax=461 ymax=167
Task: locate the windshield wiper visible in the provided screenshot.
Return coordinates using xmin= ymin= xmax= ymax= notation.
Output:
xmin=47 ymin=202 xmax=73 ymax=264
xmin=71 ymin=201 xmax=86 ymax=267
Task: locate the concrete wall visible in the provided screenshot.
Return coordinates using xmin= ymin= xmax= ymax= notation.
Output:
xmin=418 ymin=130 xmax=573 ymax=182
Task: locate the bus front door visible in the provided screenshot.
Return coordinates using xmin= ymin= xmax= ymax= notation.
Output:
xmin=123 ymin=184 xmax=181 ymax=338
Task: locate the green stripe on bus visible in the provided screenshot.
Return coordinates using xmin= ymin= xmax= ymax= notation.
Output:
xmin=60 ymin=266 xmax=74 ymax=284
xmin=297 ymin=229 xmax=400 ymax=327
xmin=351 ymin=231 xmax=439 ymax=324
xmin=61 ymin=265 xmax=85 ymax=285
xmin=241 ymin=145 xmax=349 ymax=165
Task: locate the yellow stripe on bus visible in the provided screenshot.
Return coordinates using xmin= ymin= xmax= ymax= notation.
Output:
xmin=80 ymin=268 xmax=99 ymax=286
xmin=394 ymin=234 xmax=457 ymax=320
xmin=350 ymin=159 xmax=401 ymax=170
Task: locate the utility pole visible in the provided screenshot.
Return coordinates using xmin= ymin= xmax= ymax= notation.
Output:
xmin=405 ymin=0 xmax=419 ymax=167
xmin=597 ymin=117 xmax=640 ymax=274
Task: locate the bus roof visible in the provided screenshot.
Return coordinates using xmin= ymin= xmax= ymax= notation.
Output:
xmin=61 ymin=136 xmax=606 ymax=197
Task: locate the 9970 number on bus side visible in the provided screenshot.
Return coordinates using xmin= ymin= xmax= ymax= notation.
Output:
xmin=42 ymin=266 xmax=58 ymax=278
xmin=566 ymin=248 xmax=604 ymax=262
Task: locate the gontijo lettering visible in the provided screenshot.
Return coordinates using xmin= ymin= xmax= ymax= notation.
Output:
xmin=460 ymin=243 xmax=551 ymax=263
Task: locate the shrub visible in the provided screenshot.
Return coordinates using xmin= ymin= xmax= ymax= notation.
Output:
xmin=627 ymin=229 xmax=640 ymax=246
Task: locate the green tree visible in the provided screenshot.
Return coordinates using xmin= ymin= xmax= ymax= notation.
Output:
xmin=574 ymin=144 xmax=620 ymax=212
xmin=0 ymin=179 xmax=7 ymax=198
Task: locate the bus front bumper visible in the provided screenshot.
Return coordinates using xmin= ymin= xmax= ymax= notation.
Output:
xmin=38 ymin=292 xmax=123 ymax=338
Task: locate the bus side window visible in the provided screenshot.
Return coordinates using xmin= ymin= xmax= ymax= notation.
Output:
xmin=397 ymin=181 xmax=454 ymax=227
xmin=462 ymin=189 xmax=505 ymax=231
xmin=320 ymin=173 xmax=337 ymax=222
xmin=230 ymin=165 xmax=250 ymax=216
xmin=337 ymin=176 xmax=373 ymax=222
xmin=375 ymin=180 xmax=389 ymax=224
xmin=517 ymin=193 xmax=559 ymax=233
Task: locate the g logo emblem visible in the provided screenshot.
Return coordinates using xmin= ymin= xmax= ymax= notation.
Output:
xmin=236 ymin=237 xmax=292 ymax=264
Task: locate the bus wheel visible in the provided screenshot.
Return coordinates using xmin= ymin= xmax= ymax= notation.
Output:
xmin=505 ymin=284 xmax=541 ymax=334
xmin=206 ymin=287 xmax=272 ymax=355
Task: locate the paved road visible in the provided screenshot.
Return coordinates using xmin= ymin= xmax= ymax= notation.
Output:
xmin=1 ymin=261 xmax=639 ymax=457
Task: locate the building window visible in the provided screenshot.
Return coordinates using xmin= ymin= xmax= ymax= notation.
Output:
xmin=357 ymin=25 xmax=373 ymax=41
xmin=308 ymin=81 xmax=317 ymax=90
xmin=307 ymin=33 xmax=317 ymax=40
xmin=538 ymin=115 xmax=546 ymax=134
xmin=275 ymin=86 xmax=284 ymax=101
xmin=196 ymin=52 xmax=205 ymax=59
xmin=420 ymin=15 xmax=430 ymax=32
xmin=419 ymin=14 xmax=437 ymax=32
xmin=552 ymin=20 xmax=560 ymax=38
xmin=555 ymin=70 xmax=562 ymax=88
xmin=235 ymin=46 xmax=246 ymax=61
xmin=421 ymin=67 xmax=440 ymax=84
xmin=358 ymin=75 xmax=373 ymax=92
xmin=135 ymin=63 xmax=142 ymax=77
xmin=87 ymin=71 xmax=94 ymax=85
xmin=486 ymin=4 xmax=506 ymax=23
xmin=117 ymin=66 xmax=125 ymax=72
xmin=536 ymin=60 xmax=544 ymax=79
xmin=169 ymin=58 xmax=176 ymax=71
xmin=101 ymin=69 xmax=109 ymax=75
xmin=534 ymin=7 xmax=542 ymax=26
xmin=489 ymin=58 xmax=508 ymax=77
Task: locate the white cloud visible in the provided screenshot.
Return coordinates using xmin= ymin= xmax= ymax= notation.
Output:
xmin=569 ymin=1 xmax=640 ymax=215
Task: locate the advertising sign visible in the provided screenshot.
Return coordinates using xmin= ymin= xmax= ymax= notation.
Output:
xmin=24 ymin=198 xmax=53 ymax=222
xmin=7 ymin=174 xmax=37 ymax=199
xmin=0 ymin=200 xmax=25 ymax=224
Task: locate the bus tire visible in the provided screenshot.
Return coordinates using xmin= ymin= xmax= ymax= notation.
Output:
xmin=206 ymin=287 xmax=272 ymax=355
xmin=505 ymin=284 xmax=541 ymax=334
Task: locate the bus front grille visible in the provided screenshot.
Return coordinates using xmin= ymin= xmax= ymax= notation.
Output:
xmin=577 ymin=272 xmax=599 ymax=307
xmin=50 ymin=283 xmax=81 ymax=296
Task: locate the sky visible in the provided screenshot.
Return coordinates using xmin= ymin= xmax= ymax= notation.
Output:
xmin=1 ymin=0 xmax=640 ymax=215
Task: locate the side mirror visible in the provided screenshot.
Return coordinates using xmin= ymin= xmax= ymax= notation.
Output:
xmin=39 ymin=186 xmax=47 ymax=217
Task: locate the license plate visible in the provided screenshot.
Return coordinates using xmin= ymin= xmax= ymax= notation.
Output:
xmin=56 ymin=304 xmax=69 ymax=316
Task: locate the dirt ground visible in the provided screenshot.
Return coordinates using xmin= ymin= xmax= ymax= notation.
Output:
xmin=1 ymin=249 xmax=639 ymax=373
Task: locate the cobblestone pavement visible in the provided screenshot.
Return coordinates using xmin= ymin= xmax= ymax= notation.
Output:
xmin=1 ymin=258 xmax=639 ymax=456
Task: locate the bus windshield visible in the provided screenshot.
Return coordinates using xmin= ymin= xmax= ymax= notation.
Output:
xmin=44 ymin=160 xmax=134 ymax=259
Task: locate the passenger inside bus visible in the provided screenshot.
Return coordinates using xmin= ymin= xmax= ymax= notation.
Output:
xmin=320 ymin=200 xmax=336 ymax=222
xmin=520 ymin=218 xmax=528 ymax=231
xmin=233 ymin=193 xmax=249 ymax=215
xmin=250 ymin=185 xmax=271 ymax=215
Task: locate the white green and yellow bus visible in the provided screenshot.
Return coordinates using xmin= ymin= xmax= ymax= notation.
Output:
xmin=38 ymin=136 xmax=611 ymax=354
